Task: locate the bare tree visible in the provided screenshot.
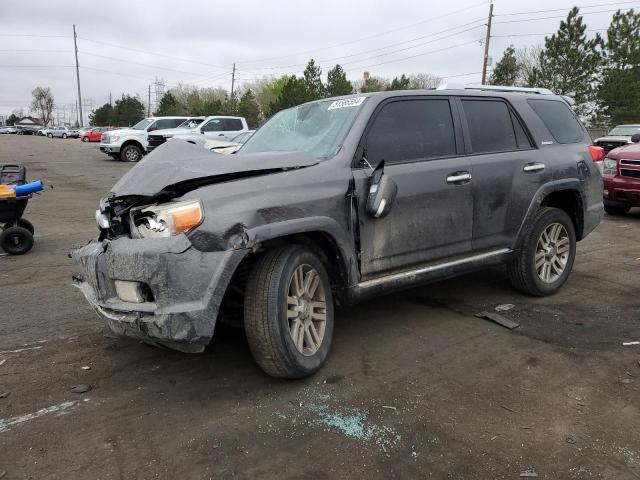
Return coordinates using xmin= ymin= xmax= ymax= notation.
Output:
xmin=515 ymin=45 xmax=543 ymax=87
xmin=30 ymin=87 xmax=55 ymax=125
xmin=408 ymin=73 xmax=443 ymax=89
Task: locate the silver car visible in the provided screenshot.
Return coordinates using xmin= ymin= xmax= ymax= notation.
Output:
xmin=49 ymin=126 xmax=80 ymax=139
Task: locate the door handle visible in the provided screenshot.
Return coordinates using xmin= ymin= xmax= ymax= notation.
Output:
xmin=446 ymin=172 xmax=472 ymax=184
xmin=523 ymin=162 xmax=546 ymax=172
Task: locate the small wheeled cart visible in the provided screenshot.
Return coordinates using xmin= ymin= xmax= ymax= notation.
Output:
xmin=0 ymin=165 xmax=36 ymax=255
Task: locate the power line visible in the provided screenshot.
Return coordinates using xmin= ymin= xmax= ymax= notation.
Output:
xmin=492 ymin=28 xmax=607 ymax=37
xmin=77 ymin=36 xmax=230 ymax=71
xmin=240 ymin=19 xmax=486 ymax=74
xmin=493 ymin=6 xmax=639 ymax=24
xmin=0 ymin=33 xmax=68 ymax=38
xmin=494 ymin=0 xmax=639 ymax=16
xmin=236 ymin=0 xmax=489 ymax=66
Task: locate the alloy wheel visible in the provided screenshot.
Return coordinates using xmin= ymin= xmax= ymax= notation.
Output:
xmin=286 ymin=264 xmax=327 ymax=356
xmin=535 ymin=222 xmax=569 ymax=283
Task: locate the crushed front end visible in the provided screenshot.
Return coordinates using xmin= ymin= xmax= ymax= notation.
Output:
xmin=71 ymin=193 xmax=247 ymax=352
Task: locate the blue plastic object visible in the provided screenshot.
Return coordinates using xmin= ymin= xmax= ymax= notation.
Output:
xmin=12 ymin=180 xmax=44 ymax=196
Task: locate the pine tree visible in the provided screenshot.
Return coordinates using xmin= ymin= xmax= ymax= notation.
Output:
xmin=388 ymin=74 xmax=410 ymax=90
xmin=303 ymin=59 xmax=325 ymax=101
xmin=598 ymin=9 xmax=640 ymax=124
xmin=269 ymin=76 xmax=308 ymax=116
xmin=326 ymin=64 xmax=353 ymax=97
xmin=238 ymin=89 xmax=260 ymax=127
xmin=490 ymin=46 xmax=519 ymax=86
xmin=154 ymin=92 xmax=183 ymax=116
xmin=531 ymin=7 xmax=603 ymax=116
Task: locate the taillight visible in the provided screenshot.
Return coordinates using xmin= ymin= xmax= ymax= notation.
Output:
xmin=588 ymin=145 xmax=605 ymax=162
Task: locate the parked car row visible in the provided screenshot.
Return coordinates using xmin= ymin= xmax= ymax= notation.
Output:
xmin=100 ymin=115 xmax=250 ymax=162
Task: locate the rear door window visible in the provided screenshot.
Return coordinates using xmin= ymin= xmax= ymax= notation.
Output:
xmin=527 ymin=99 xmax=584 ymax=144
xmin=366 ymin=98 xmax=457 ymax=165
xmin=461 ymin=99 xmax=519 ymax=154
xmin=223 ymin=119 xmax=243 ymax=131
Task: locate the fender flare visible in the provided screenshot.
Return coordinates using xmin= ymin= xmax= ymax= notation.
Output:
xmin=511 ymin=178 xmax=585 ymax=250
xmin=245 ymin=216 xmax=360 ymax=287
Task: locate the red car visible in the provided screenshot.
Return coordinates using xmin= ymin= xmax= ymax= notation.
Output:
xmin=602 ymin=134 xmax=640 ymax=215
xmin=80 ymin=127 xmax=113 ymax=143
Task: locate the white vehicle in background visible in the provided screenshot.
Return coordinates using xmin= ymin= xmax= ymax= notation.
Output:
xmin=206 ymin=130 xmax=255 ymax=154
xmin=147 ymin=116 xmax=249 ymax=152
xmin=145 ymin=117 xmax=205 ymax=152
xmin=0 ymin=125 xmax=17 ymax=134
xmin=99 ymin=116 xmax=190 ymax=162
xmin=38 ymin=127 xmax=53 ymax=136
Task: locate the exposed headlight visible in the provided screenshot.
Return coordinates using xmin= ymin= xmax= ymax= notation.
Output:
xmin=603 ymin=158 xmax=618 ymax=174
xmin=132 ymin=200 xmax=203 ymax=238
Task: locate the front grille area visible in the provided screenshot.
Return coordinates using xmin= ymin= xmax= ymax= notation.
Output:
xmin=620 ymin=159 xmax=640 ymax=166
xmin=620 ymin=169 xmax=640 ymax=179
xmin=147 ymin=135 xmax=166 ymax=151
xmin=596 ymin=140 xmax=627 ymax=154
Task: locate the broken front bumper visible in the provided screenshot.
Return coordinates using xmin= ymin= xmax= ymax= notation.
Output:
xmin=71 ymin=235 xmax=247 ymax=352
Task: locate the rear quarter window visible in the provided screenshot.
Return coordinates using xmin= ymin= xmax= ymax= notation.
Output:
xmin=527 ymin=99 xmax=584 ymax=144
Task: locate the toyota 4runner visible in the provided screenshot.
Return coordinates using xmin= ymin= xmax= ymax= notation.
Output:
xmin=72 ymin=86 xmax=603 ymax=378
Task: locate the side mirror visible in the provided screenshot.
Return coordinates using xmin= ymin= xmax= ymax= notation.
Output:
xmin=631 ymin=133 xmax=640 ymax=143
xmin=365 ymin=160 xmax=398 ymax=219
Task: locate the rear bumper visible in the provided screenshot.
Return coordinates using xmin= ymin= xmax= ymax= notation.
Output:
xmin=603 ymin=175 xmax=640 ymax=207
xmin=71 ymin=236 xmax=248 ymax=352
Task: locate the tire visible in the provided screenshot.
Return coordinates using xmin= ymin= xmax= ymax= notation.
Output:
xmin=507 ymin=207 xmax=576 ymax=296
xmin=62 ymin=133 xmax=67 ymax=139
xmin=82 ymin=136 xmax=89 ymax=142
xmin=604 ymin=204 xmax=630 ymax=215
xmin=0 ymin=226 xmax=34 ymax=255
xmin=47 ymin=133 xmax=53 ymax=138
xmin=121 ymin=144 xmax=143 ymax=162
xmin=244 ymin=245 xmax=335 ymax=379
xmin=16 ymin=218 xmax=34 ymax=234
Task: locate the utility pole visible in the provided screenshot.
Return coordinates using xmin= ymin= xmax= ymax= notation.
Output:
xmin=147 ymin=84 xmax=151 ymax=116
xmin=481 ymin=2 xmax=494 ymax=85
xmin=73 ymin=24 xmax=84 ymax=126
xmin=231 ymin=63 xmax=236 ymax=98
xmin=109 ymin=92 xmax=112 ymax=106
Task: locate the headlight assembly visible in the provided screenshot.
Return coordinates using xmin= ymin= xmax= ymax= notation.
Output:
xmin=603 ymin=158 xmax=618 ymax=174
xmin=132 ymin=200 xmax=203 ymax=238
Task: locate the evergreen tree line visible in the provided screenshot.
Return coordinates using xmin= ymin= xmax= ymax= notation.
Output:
xmin=489 ymin=7 xmax=640 ymax=124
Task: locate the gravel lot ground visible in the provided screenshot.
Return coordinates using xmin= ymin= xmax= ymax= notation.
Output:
xmin=1 ymin=134 xmax=640 ymax=480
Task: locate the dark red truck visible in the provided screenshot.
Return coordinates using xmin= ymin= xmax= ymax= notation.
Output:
xmin=602 ymin=134 xmax=640 ymax=215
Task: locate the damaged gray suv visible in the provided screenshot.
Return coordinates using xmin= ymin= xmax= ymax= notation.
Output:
xmin=72 ymin=86 xmax=603 ymax=378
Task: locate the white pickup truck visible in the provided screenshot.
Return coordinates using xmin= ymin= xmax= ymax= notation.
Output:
xmin=100 ymin=116 xmax=191 ymax=162
xmin=146 ymin=116 xmax=249 ymax=152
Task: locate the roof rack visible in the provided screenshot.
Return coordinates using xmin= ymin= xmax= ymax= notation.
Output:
xmin=436 ymin=83 xmax=554 ymax=95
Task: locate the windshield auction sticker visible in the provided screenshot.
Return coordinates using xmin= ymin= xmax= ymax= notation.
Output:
xmin=328 ymin=97 xmax=366 ymax=110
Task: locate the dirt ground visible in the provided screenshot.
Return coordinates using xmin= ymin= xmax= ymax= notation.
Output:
xmin=1 ymin=134 xmax=639 ymax=480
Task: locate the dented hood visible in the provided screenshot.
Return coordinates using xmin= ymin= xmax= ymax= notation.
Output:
xmin=110 ymin=140 xmax=319 ymax=198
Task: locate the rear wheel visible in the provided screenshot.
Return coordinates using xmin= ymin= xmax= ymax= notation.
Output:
xmin=16 ymin=218 xmax=34 ymax=234
xmin=47 ymin=133 xmax=53 ymax=138
xmin=508 ymin=207 xmax=576 ymax=296
xmin=0 ymin=226 xmax=34 ymax=255
xmin=604 ymin=204 xmax=630 ymax=215
xmin=244 ymin=245 xmax=334 ymax=378
xmin=62 ymin=133 xmax=67 ymax=139
xmin=121 ymin=144 xmax=143 ymax=162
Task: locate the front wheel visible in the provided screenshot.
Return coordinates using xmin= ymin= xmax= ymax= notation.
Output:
xmin=62 ymin=133 xmax=67 ymax=139
xmin=47 ymin=133 xmax=53 ymax=138
xmin=507 ymin=207 xmax=576 ymax=296
xmin=244 ymin=245 xmax=334 ymax=378
xmin=82 ymin=136 xmax=89 ymax=142
xmin=121 ymin=144 xmax=143 ymax=162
